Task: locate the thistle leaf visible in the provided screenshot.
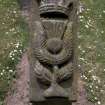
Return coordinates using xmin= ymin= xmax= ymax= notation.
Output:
xmin=56 ymin=63 xmax=73 ymax=83
xmin=33 ymin=61 xmax=52 ymax=84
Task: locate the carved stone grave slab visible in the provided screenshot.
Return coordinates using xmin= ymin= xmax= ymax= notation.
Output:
xmin=28 ymin=0 xmax=78 ymax=104
xmin=4 ymin=1 xmax=93 ymax=105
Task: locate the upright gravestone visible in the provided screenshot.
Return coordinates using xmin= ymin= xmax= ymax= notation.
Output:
xmin=28 ymin=0 xmax=78 ymax=105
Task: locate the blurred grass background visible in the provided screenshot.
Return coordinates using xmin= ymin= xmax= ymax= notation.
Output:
xmin=0 ymin=0 xmax=105 ymax=105
xmin=0 ymin=0 xmax=28 ymax=104
xmin=79 ymin=0 xmax=105 ymax=105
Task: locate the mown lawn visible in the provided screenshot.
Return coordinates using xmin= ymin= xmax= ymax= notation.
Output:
xmin=0 ymin=0 xmax=105 ymax=105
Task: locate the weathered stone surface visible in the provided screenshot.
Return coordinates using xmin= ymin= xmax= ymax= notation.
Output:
xmin=5 ymin=53 xmax=93 ymax=105
xmin=27 ymin=0 xmax=79 ymax=103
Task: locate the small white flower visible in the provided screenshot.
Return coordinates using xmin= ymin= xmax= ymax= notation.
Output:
xmin=100 ymin=89 xmax=104 ymax=93
xmin=97 ymin=101 xmax=101 ymax=105
xmin=89 ymin=85 xmax=92 ymax=88
xmin=81 ymin=75 xmax=83 ymax=78
xmin=79 ymin=16 xmax=84 ymax=19
xmin=91 ymin=89 xmax=93 ymax=93
xmin=12 ymin=18 xmax=15 ymax=22
xmin=79 ymin=58 xmax=85 ymax=61
xmin=87 ymin=8 xmax=91 ymax=11
xmin=95 ymin=86 xmax=98 ymax=89
xmin=84 ymin=76 xmax=87 ymax=80
xmin=101 ymin=30 xmax=104 ymax=34
xmin=15 ymin=42 xmax=20 ymax=48
xmin=9 ymin=55 xmax=12 ymax=58
xmin=88 ymin=46 xmax=92 ymax=49
xmin=92 ymin=75 xmax=97 ymax=81
xmin=103 ymin=10 xmax=105 ymax=13
xmin=88 ymin=19 xmax=91 ymax=23
xmin=83 ymin=75 xmax=88 ymax=80
xmin=85 ymin=24 xmax=89 ymax=28
xmin=13 ymin=10 xmax=17 ymax=14
xmin=12 ymin=58 xmax=15 ymax=60
xmin=88 ymin=70 xmax=92 ymax=73
xmin=12 ymin=53 xmax=15 ymax=56
xmin=2 ymin=69 xmax=5 ymax=72
xmin=10 ymin=28 xmax=15 ymax=32
xmin=5 ymin=32 xmax=9 ymax=34
xmin=94 ymin=97 xmax=97 ymax=100
xmin=83 ymin=75 xmax=86 ymax=78
xmin=78 ymin=46 xmax=81 ymax=49
xmin=6 ymin=67 xmax=9 ymax=69
xmin=9 ymin=70 xmax=13 ymax=73
xmin=80 ymin=19 xmax=83 ymax=22
xmin=98 ymin=54 xmax=100 ymax=57
xmin=78 ymin=65 xmax=81 ymax=67
xmin=98 ymin=79 xmax=101 ymax=83
xmin=82 ymin=50 xmax=86 ymax=53
xmin=14 ymin=50 xmax=17 ymax=52
xmin=19 ymin=50 xmax=22 ymax=52
xmin=0 ymin=73 xmax=3 ymax=76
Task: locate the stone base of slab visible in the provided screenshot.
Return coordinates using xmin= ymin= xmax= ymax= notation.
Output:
xmin=5 ymin=53 xmax=93 ymax=105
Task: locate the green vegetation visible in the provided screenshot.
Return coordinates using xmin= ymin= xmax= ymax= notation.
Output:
xmin=0 ymin=0 xmax=28 ymax=104
xmin=0 ymin=0 xmax=105 ymax=105
xmin=79 ymin=0 xmax=105 ymax=104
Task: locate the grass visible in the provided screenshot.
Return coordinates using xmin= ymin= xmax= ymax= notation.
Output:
xmin=0 ymin=0 xmax=28 ymax=104
xmin=79 ymin=0 xmax=105 ymax=104
xmin=0 ymin=0 xmax=105 ymax=105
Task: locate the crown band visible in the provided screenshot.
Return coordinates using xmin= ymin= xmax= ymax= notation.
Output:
xmin=40 ymin=4 xmax=69 ymax=16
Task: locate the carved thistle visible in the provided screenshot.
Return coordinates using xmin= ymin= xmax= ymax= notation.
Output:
xmin=28 ymin=0 xmax=78 ymax=103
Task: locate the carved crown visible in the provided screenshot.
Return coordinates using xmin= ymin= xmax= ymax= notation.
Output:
xmin=39 ymin=0 xmax=73 ymax=16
